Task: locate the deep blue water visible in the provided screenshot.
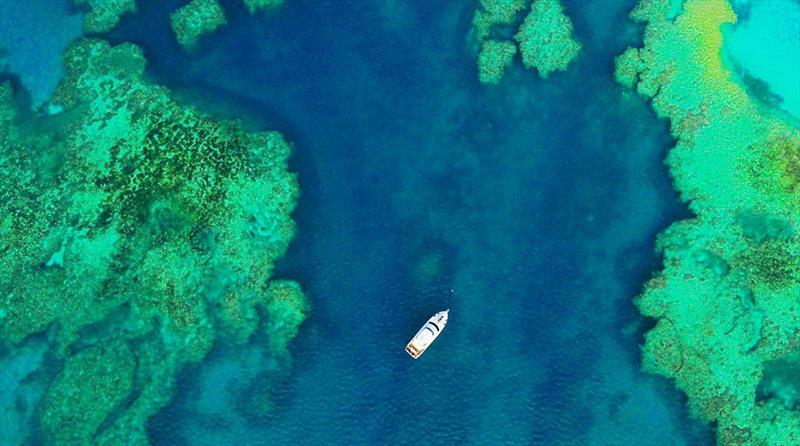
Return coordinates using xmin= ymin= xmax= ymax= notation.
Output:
xmin=2 ymin=0 xmax=717 ymax=444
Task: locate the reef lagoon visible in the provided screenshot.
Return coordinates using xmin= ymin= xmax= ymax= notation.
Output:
xmin=723 ymin=0 xmax=800 ymax=120
xmin=1 ymin=1 xmax=798 ymax=445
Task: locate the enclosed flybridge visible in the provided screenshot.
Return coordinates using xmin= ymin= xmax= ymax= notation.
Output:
xmin=405 ymin=310 xmax=449 ymax=359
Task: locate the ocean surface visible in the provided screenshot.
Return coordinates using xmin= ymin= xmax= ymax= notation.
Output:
xmin=0 ymin=0 xmax=724 ymax=444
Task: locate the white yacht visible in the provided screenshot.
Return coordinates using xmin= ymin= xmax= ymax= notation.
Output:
xmin=405 ymin=310 xmax=449 ymax=359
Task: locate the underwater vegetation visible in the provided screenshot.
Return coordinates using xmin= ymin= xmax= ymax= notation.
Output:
xmin=617 ymin=0 xmax=800 ymax=444
xmin=0 ymin=38 xmax=307 ymax=446
xmin=471 ymin=0 xmax=581 ymax=84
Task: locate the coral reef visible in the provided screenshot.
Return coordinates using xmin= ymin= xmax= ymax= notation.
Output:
xmin=477 ymin=39 xmax=517 ymax=84
xmin=617 ymin=0 xmax=800 ymax=444
xmin=514 ymin=0 xmax=581 ymax=78
xmin=470 ymin=0 xmax=581 ymax=83
xmin=40 ymin=342 xmax=136 ymax=445
xmin=0 ymin=38 xmax=307 ymax=446
xmin=75 ymin=0 xmax=137 ymax=33
xmin=243 ymin=0 xmax=285 ymax=14
xmin=262 ymin=280 xmax=308 ymax=357
xmin=168 ymin=0 xmax=287 ymax=48
xmin=471 ymin=0 xmax=528 ymax=43
xmin=170 ymin=0 xmax=228 ymax=48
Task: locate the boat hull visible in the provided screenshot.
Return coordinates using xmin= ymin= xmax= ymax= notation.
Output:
xmin=405 ymin=310 xmax=448 ymax=359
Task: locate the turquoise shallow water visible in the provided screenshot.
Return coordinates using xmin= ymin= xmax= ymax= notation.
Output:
xmin=0 ymin=0 xmax=733 ymax=444
xmin=724 ymin=0 xmax=800 ymax=119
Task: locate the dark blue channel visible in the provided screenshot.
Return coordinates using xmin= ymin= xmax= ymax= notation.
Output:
xmin=101 ymin=1 xmax=714 ymax=445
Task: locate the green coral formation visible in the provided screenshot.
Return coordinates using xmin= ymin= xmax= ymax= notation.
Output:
xmin=478 ymin=39 xmax=518 ymax=84
xmin=0 ymin=38 xmax=307 ymax=446
xmin=470 ymin=0 xmax=525 ymax=85
xmin=75 ymin=0 xmax=137 ymax=33
xmin=514 ymin=0 xmax=582 ymax=78
xmin=618 ymin=0 xmax=800 ymax=444
xmin=470 ymin=0 xmax=581 ymax=83
xmin=169 ymin=0 xmax=286 ymax=48
xmin=263 ymin=280 xmax=308 ymax=357
xmin=472 ymin=0 xmax=528 ymax=43
xmin=170 ymin=0 xmax=228 ymax=48
xmin=40 ymin=342 xmax=136 ymax=445
xmin=243 ymin=0 xmax=285 ymax=14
